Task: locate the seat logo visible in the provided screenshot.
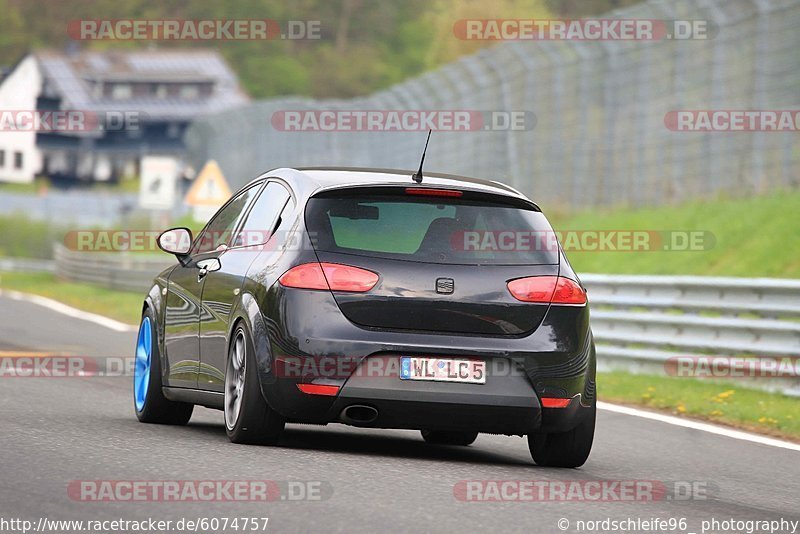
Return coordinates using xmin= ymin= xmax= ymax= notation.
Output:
xmin=436 ymin=278 xmax=455 ymax=294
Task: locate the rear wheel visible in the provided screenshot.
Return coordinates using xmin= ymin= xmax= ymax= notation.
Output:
xmin=224 ymin=322 xmax=285 ymax=445
xmin=134 ymin=308 xmax=194 ymax=425
xmin=421 ymin=430 xmax=478 ymax=446
xmin=528 ymin=403 xmax=595 ymax=468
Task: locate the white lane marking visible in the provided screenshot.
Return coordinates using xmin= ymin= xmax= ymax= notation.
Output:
xmin=599 ymin=401 xmax=800 ymax=452
xmin=0 ymin=289 xmax=137 ymax=333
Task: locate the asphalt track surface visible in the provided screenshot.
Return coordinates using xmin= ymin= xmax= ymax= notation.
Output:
xmin=0 ymin=293 xmax=798 ymax=534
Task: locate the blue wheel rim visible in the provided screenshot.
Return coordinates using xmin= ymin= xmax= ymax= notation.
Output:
xmin=134 ymin=316 xmax=152 ymax=412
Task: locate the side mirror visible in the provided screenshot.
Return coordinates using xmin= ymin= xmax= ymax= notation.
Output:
xmin=157 ymin=227 xmax=193 ymax=257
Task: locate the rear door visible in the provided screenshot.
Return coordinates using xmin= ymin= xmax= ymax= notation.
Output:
xmin=304 ymin=186 xmax=560 ymax=336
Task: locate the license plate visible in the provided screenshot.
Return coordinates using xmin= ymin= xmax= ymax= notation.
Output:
xmin=399 ymin=357 xmax=486 ymax=384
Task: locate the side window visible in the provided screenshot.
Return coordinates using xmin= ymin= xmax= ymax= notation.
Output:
xmin=233 ymin=182 xmax=292 ymax=247
xmin=192 ymin=183 xmax=262 ymax=254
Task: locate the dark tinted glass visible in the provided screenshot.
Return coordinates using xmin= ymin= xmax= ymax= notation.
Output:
xmin=192 ymin=183 xmax=261 ymax=254
xmin=234 ymin=182 xmax=292 ymax=247
xmin=305 ymin=192 xmax=558 ymax=265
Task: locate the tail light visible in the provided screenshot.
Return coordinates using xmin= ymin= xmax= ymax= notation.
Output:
xmin=541 ymin=397 xmax=572 ymax=408
xmin=297 ymin=383 xmax=340 ymax=396
xmin=507 ymin=276 xmax=586 ymax=305
xmin=279 ymin=263 xmax=379 ymax=292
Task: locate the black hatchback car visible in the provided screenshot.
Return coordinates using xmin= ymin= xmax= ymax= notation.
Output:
xmin=134 ymin=168 xmax=596 ymax=467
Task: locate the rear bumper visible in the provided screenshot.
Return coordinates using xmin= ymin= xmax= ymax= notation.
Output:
xmin=328 ymin=356 xmax=541 ymax=434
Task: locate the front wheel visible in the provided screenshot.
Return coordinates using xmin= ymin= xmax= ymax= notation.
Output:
xmin=224 ymin=322 xmax=285 ymax=445
xmin=528 ymin=403 xmax=595 ymax=468
xmin=134 ymin=308 xmax=193 ymax=425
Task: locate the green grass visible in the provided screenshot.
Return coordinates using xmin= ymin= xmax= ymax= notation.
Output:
xmin=0 ymin=178 xmax=47 ymax=194
xmin=0 ymin=176 xmax=140 ymax=194
xmin=599 ymin=371 xmax=800 ymax=441
xmin=0 ymin=272 xmax=142 ymax=325
xmin=548 ymin=190 xmax=800 ymax=278
xmin=0 ymin=213 xmax=67 ymax=259
xmin=89 ymin=177 xmax=141 ymax=194
xmin=0 ymin=211 xmax=170 ymax=259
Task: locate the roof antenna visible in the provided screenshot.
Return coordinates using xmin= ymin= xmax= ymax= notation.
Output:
xmin=411 ymin=130 xmax=432 ymax=183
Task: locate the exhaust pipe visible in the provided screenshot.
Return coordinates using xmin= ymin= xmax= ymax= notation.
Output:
xmin=341 ymin=405 xmax=379 ymax=426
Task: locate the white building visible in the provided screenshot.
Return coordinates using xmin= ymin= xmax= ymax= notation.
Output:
xmin=0 ymin=49 xmax=248 ymax=184
xmin=0 ymin=55 xmax=44 ymax=183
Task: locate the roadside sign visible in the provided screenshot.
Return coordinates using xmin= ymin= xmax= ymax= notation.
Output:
xmin=184 ymin=160 xmax=232 ymax=207
xmin=139 ymin=156 xmax=178 ymax=210
xmin=184 ymin=160 xmax=232 ymax=222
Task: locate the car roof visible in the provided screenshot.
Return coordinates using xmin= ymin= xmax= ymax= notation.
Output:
xmin=249 ymin=167 xmax=534 ymax=206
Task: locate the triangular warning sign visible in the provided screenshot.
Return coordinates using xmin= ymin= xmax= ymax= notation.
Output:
xmin=184 ymin=160 xmax=232 ymax=207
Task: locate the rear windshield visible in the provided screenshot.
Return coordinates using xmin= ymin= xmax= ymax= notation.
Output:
xmin=305 ymin=190 xmax=559 ymax=265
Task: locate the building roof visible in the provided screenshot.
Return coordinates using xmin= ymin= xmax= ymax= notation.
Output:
xmin=33 ymin=49 xmax=249 ymax=121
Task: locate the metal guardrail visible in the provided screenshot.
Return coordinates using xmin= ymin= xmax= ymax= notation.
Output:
xmin=7 ymin=248 xmax=798 ymax=395
xmin=0 ymin=257 xmax=55 ymax=274
xmin=52 ymin=243 xmax=173 ymax=293
xmin=583 ymin=274 xmax=800 ymax=396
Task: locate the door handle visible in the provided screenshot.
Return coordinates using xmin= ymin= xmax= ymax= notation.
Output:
xmin=195 ymin=257 xmax=221 ymax=283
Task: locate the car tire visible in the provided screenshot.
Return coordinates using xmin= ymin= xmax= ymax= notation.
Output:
xmin=421 ymin=430 xmax=478 ymax=446
xmin=224 ymin=322 xmax=285 ymax=445
xmin=528 ymin=402 xmax=595 ymax=468
xmin=134 ymin=308 xmax=194 ymax=425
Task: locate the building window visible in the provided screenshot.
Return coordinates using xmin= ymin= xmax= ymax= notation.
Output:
xmin=0 ymin=150 xmax=5 ymax=168
xmin=155 ymin=84 xmax=168 ymax=99
xmin=111 ymin=84 xmax=132 ymax=100
xmin=179 ymin=85 xmax=199 ymax=99
xmin=13 ymin=151 xmax=23 ymax=170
